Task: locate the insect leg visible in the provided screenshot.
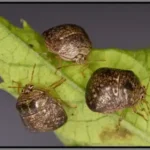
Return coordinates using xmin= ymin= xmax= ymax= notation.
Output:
xmin=132 ymin=106 xmax=148 ymax=121
xmin=139 ymin=99 xmax=150 ymax=118
xmin=49 ymin=78 xmax=77 ymax=108
xmin=55 ymin=63 xmax=80 ymax=74
xmin=57 ymin=98 xmax=77 ymax=108
xmin=79 ymin=59 xmax=106 ymax=78
xmin=79 ymin=63 xmax=89 ymax=78
xmin=143 ymin=75 xmax=150 ymax=113
xmin=54 ymin=55 xmax=63 ymax=74
xmin=116 ymin=109 xmax=128 ymax=131
xmin=142 ymin=99 xmax=150 ymax=113
xmin=49 ymin=77 xmax=66 ymax=89
xmin=8 ymin=80 xmax=23 ymax=94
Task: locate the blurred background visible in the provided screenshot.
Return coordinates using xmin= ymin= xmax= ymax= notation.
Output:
xmin=0 ymin=3 xmax=150 ymax=146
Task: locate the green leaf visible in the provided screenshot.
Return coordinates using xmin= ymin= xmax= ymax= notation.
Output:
xmin=0 ymin=16 xmax=150 ymax=146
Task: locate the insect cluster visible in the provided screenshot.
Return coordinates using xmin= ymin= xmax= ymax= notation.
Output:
xmin=10 ymin=23 xmax=149 ymax=133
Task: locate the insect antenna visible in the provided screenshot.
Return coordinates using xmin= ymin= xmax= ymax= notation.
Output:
xmin=8 ymin=64 xmax=36 ymax=94
xmin=30 ymin=64 xmax=36 ymax=84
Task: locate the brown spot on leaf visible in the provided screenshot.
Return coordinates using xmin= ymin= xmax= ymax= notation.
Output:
xmin=28 ymin=44 xmax=34 ymax=48
xmin=99 ymin=127 xmax=132 ymax=142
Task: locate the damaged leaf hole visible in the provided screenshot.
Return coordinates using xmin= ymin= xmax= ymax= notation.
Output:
xmin=85 ymin=67 xmax=150 ymax=129
xmin=8 ymin=64 xmax=76 ymax=132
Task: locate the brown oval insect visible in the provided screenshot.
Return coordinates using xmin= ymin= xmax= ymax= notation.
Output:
xmin=10 ymin=65 xmax=68 ymax=132
xmin=16 ymin=83 xmax=68 ymax=132
xmin=85 ymin=67 xmax=146 ymax=113
xmin=42 ymin=24 xmax=92 ymax=64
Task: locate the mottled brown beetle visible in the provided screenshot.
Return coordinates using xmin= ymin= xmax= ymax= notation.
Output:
xmin=85 ymin=67 xmax=149 ymax=120
xmin=42 ymin=24 xmax=92 ymax=64
xmin=42 ymin=24 xmax=105 ymax=76
xmin=9 ymin=65 xmax=73 ymax=132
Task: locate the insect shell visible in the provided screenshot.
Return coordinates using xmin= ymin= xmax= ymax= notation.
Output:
xmin=85 ymin=68 xmax=146 ymax=113
xmin=42 ymin=24 xmax=92 ymax=64
xmin=16 ymin=84 xmax=67 ymax=132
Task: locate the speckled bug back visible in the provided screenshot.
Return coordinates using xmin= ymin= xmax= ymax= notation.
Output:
xmin=42 ymin=24 xmax=92 ymax=64
xmin=85 ymin=68 xmax=146 ymax=113
xmin=16 ymin=84 xmax=67 ymax=132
